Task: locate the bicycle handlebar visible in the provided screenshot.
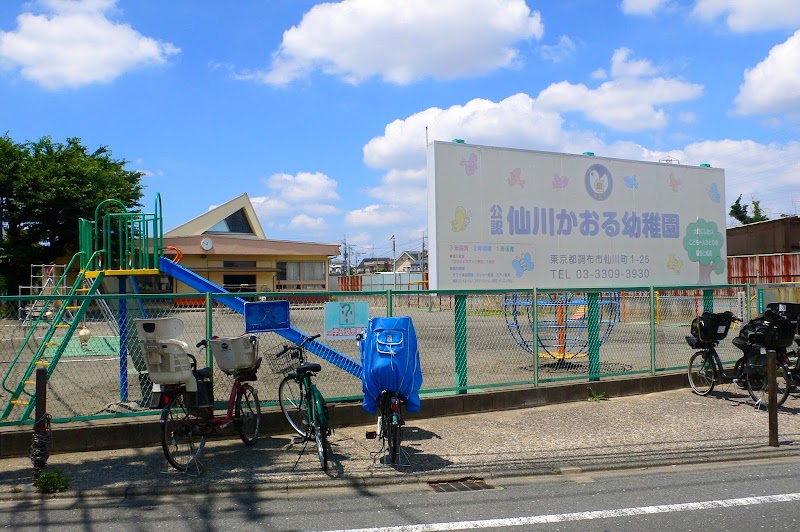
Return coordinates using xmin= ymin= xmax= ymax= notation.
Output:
xmin=273 ymin=333 xmax=322 ymax=360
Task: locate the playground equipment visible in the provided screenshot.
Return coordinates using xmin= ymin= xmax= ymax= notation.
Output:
xmin=1 ymin=194 xmax=361 ymax=424
xmin=504 ymin=292 xmax=621 ymax=359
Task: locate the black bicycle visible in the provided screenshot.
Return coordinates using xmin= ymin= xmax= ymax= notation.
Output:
xmin=687 ymin=310 xmax=793 ymax=407
xmin=366 ymin=390 xmax=405 ymax=465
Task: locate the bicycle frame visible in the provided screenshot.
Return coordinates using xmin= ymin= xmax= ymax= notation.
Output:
xmin=276 ymin=333 xmax=330 ymax=471
xmin=158 ymin=345 xmax=262 ymax=472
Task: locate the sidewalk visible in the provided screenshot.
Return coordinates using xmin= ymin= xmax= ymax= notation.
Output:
xmin=2 ymin=385 xmax=800 ymax=500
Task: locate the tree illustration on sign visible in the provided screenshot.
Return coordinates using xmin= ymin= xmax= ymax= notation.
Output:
xmin=682 ymin=219 xmax=725 ymax=284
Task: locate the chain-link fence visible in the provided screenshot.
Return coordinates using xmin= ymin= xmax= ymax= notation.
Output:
xmin=0 ymin=284 xmax=773 ymax=426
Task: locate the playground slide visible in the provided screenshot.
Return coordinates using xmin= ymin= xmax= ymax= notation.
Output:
xmin=158 ymin=257 xmax=362 ymax=378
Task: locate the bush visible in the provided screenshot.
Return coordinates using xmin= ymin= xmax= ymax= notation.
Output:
xmin=34 ymin=468 xmax=70 ymax=493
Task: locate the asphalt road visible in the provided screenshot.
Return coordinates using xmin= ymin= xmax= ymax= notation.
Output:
xmin=4 ymin=456 xmax=800 ymax=531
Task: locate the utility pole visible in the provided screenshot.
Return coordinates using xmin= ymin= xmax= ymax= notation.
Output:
xmin=421 ymin=233 xmax=426 ymax=272
xmin=342 ymin=237 xmax=348 ymax=275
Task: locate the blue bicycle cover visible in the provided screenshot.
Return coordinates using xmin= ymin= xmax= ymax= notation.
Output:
xmin=359 ymin=316 xmax=423 ymax=414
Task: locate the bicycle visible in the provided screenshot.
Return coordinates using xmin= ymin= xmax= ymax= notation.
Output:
xmin=274 ymin=333 xmax=331 ymax=471
xmin=687 ymin=310 xmax=791 ymax=407
xmin=365 ymin=390 xmax=405 ymax=465
xmin=136 ymin=318 xmax=263 ymax=472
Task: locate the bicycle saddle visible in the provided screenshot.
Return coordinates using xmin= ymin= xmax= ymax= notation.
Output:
xmin=297 ymin=362 xmax=321 ymax=375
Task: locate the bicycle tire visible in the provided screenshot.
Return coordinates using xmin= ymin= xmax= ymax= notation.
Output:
xmin=312 ymin=403 xmax=329 ymax=471
xmin=388 ymin=419 xmax=401 ymax=464
xmin=235 ymin=383 xmax=261 ymax=446
xmin=746 ymin=362 xmax=791 ymax=407
xmin=278 ymin=375 xmax=308 ymax=438
xmin=161 ymin=393 xmax=206 ymax=471
xmin=688 ymin=351 xmax=716 ymax=396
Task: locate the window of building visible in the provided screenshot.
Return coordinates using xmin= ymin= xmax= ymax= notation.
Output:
xmin=276 ymin=261 xmax=326 ymax=290
xmin=223 ymin=274 xmax=256 ymax=292
xmin=223 ymin=261 xmax=257 ymax=268
xmin=207 ymin=209 xmax=253 ymax=234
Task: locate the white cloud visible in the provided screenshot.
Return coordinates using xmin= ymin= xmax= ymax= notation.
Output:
xmin=539 ymin=35 xmax=577 ymax=63
xmin=364 ymin=93 xmax=573 ymax=171
xmin=621 ymin=0 xmax=667 ymax=15
xmin=0 ymin=0 xmax=179 ymax=90
xmin=289 ymin=214 xmax=327 ymax=232
xmin=682 ymin=139 xmax=800 ymax=219
xmin=734 ymin=30 xmax=800 ymax=115
xmin=367 ymin=168 xmax=427 ymax=207
xmin=535 ymin=48 xmax=702 ymax=131
xmin=610 ymin=48 xmax=660 ymax=78
xmin=265 ymin=171 xmax=340 ymax=202
xmin=692 ymin=0 xmax=800 ymax=32
xmin=251 ymin=172 xmax=341 ymax=238
xmin=250 ymin=0 xmax=543 ymax=86
xmin=250 ymin=196 xmax=291 ymax=220
xmin=345 ymin=204 xmax=408 ymax=227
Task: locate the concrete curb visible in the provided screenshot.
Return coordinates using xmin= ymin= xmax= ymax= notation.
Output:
xmin=1 ymin=373 xmax=688 ymax=458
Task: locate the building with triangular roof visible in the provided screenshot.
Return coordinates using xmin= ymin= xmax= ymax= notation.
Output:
xmin=136 ymin=193 xmax=340 ymax=296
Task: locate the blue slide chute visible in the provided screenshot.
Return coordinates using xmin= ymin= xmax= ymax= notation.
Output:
xmin=159 ymin=257 xmax=362 ymax=378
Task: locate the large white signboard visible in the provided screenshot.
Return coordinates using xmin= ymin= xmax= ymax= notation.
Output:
xmin=427 ymin=141 xmax=727 ymax=290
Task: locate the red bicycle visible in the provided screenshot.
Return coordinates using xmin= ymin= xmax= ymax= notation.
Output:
xmin=154 ymin=335 xmax=263 ymax=471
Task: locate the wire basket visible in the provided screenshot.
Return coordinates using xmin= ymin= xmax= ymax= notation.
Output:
xmin=266 ymin=345 xmax=298 ymax=375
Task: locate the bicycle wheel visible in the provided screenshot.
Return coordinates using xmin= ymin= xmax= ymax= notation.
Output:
xmin=278 ymin=375 xmax=308 ymax=438
xmin=235 ymin=383 xmax=261 ymax=446
xmin=312 ymin=400 xmax=329 ymax=471
xmin=387 ymin=419 xmax=401 ymax=464
xmin=161 ymin=393 xmax=206 ymax=471
xmin=688 ymin=351 xmax=716 ymax=396
xmin=747 ymin=362 xmax=791 ymax=407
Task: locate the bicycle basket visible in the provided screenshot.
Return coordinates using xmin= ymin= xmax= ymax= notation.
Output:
xmin=763 ymin=317 xmax=796 ymax=349
xmin=267 ymin=345 xmax=297 ymax=374
xmin=739 ymin=308 xmax=797 ymax=349
xmin=690 ymin=312 xmax=732 ymax=342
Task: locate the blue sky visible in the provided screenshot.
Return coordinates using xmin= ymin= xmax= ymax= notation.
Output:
xmin=1 ymin=0 xmax=799 ymax=261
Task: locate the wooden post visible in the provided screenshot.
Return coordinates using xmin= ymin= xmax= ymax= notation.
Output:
xmin=768 ymin=351 xmax=778 ymax=447
xmin=32 ymin=366 xmax=49 ymax=479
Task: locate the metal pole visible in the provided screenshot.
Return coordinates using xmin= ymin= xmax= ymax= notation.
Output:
xmin=768 ymin=351 xmax=778 ymax=447
xmin=119 ymin=277 xmax=128 ymax=402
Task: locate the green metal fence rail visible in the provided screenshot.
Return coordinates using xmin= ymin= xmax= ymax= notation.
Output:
xmin=0 ymin=283 xmax=790 ymax=426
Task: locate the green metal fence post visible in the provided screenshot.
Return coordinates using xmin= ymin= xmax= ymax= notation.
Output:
xmin=205 ymin=293 xmax=213 ymax=375
xmin=587 ymin=292 xmax=600 ymax=381
xmin=703 ymin=289 xmax=714 ymax=313
xmin=454 ymin=294 xmax=468 ymax=393
xmin=387 ymin=289 xmax=393 ymax=317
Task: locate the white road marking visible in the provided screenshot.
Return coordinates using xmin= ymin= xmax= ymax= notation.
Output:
xmin=318 ymin=492 xmax=800 ymax=532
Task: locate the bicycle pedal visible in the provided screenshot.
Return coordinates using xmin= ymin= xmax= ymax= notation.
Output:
xmin=365 ymin=430 xmax=377 ymax=439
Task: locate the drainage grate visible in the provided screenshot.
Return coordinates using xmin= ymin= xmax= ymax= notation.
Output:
xmin=428 ymin=478 xmax=495 ymax=493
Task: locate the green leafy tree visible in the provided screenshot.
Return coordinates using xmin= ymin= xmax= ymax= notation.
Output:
xmin=729 ymin=194 xmax=769 ymax=224
xmin=0 ymin=135 xmax=143 ymax=294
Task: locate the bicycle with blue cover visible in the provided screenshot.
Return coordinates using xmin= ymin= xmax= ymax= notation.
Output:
xmin=358 ymin=316 xmax=423 ymax=465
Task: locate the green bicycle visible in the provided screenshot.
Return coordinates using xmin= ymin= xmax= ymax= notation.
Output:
xmin=274 ymin=333 xmax=331 ymax=471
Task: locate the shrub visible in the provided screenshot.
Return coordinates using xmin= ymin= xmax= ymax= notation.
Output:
xmin=34 ymin=468 xmax=70 ymax=494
